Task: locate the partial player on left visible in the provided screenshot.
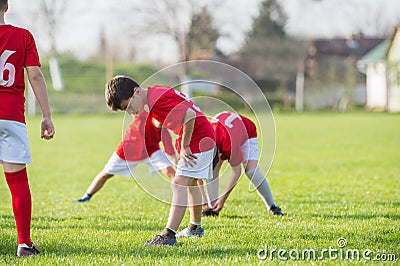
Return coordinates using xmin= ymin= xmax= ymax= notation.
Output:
xmin=0 ymin=0 xmax=55 ymax=257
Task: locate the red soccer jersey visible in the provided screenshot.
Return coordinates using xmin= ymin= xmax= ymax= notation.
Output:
xmin=0 ymin=25 xmax=41 ymax=124
xmin=115 ymin=110 xmax=175 ymax=161
xmin=147 ymin=86 xmax=215 ymax=154
xmin=211 ymin=111 xmax=257 ymax=166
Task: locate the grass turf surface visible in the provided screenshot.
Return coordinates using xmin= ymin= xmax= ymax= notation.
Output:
xmin=0 ymin=112 xmax=399 ymax=265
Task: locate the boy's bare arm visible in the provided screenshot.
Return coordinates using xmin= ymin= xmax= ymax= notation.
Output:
xmin=212 ymin=164 xmax=242 ymax=212
xmin=26 ymin=66 xmax=55 ymax=139
xmin=180 ymin=108 xmax=197 ymax=166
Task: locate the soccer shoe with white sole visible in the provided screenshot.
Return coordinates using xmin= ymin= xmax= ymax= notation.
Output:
xmin=144 ymin=235 xmax=176 ymax=246
xmin=176 ymin=226 xmax=204 ymax=238
xmin=269 ymin=204 xmax=284 ymax=216
xmin=17 ymin=243 xmax=40 ymax=257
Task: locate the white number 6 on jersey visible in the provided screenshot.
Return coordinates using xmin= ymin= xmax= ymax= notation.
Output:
xmin=0 ymin=50 xmax=16 ymax=87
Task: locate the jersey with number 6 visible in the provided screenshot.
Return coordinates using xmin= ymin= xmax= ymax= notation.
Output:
xmin=0 ymin=25 xmax=41 ymax=124
xmin=147 ymin=85 xmax=215 ymax=154
xmin=211 ymin=111 xmax=257 ymax=166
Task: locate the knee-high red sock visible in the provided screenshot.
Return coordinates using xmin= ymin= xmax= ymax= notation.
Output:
xmin=5 ymin=168 xmax=32 ymax=245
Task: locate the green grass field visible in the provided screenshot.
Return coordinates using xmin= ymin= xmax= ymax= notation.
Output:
xmin=0 ymin=112 xmax=399 ymax=265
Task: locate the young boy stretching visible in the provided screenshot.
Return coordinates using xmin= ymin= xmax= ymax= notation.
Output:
xmin=74 ymin=110 xmax=176 ymax=203
xmin=203 ymin=111 xmax=284 ymax=216
xmin=105 ymin=76 xmax=215 ymax=246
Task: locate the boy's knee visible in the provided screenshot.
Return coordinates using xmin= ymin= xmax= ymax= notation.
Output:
xmin=163 ymin=167 xmax=175 ymax=179
xmin=245 ymin=167 xmax=266 ymax=186
xmin=101 ymin=173 xmax=114 ymax=181
xmin=170 ymin=176 xmax=197 ymax=192
xmin=170 ymin=176 xmax=185 ymax=191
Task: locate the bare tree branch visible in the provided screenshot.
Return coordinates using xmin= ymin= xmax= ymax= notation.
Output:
xmin=40 ymin=0 xmax=68 ymax=55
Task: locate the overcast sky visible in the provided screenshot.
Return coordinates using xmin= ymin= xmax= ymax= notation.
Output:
xmin=4 ymin=0 xmax=400 ymax=63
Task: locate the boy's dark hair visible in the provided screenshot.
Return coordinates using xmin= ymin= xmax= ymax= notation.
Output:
xmin=105 ymin=75 xmax=139 ymax=111
xmin=0 ymin=0 xmax=8 ymax=10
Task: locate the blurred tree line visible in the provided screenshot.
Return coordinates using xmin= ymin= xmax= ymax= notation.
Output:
xmin=182 ymin=0 xmax=371 ymax=111
xmin=37 ymin=0 xmax=384 ymax=113
xmin=235 ymin=0 xmax=307 ymax=110
xmin=183 ymin=0 xmax=308 ymax=110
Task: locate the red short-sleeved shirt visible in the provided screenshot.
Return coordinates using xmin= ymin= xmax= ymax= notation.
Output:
xmin=116 ymin=111 xmax=175 ymax=161
xmin=211 ymin=111 xmax=257 ymax=166
xmin=147 ymin=86 xmax=215 ymax=153
xmin=0 ymin=25 xmax=41 ymax=124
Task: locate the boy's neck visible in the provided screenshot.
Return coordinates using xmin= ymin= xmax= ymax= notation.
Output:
xmin=0 ymin=14 xmax=5 ymax=25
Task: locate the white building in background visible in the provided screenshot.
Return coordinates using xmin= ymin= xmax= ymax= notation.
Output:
xmin=366 ymin=62 xmax=386 ymax=110
xmin=357 ymin=27 xmax=400 ymax=112
xmin=386 ymin=27 xmax=400 ymax=112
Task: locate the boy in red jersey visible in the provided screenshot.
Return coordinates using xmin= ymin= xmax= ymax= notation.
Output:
xmin=105 ymin=76 xmax=215 ymax=246
xmin=0 ymin=0 xmax=55 ymax=257
xmin=203 ymin=111 xmax=283 ymax=216
xmin=74 ymin=110 xmax=177 ymax=203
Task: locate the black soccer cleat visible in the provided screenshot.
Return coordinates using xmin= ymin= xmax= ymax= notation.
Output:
xmin=269 ymin=204 xmax=284 ymax=216
xmin=17 ymin=243 xmax=40 ymax=257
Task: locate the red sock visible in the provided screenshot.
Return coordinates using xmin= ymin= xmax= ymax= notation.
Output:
xmin=5 ymin=168 xmax=32 ymax=245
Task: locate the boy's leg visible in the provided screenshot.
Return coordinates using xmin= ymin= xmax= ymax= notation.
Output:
xmin=75 ymin=152 xmax=137 ymax=203
xmin=188 ymin=178 xmax=202 ymax=224
xmin=3 ymin=163 xmax=32 ymax=246
xmin=245 ymin=160 xmax=275 ymax=208
xmin=174 ymin=178 xmax=205 ymax=238
xmin=74 ymin=171 xmax=114 ymax=203
xmin=145 ymin=175 xmax=191 ymax=246
xmin=245 ymin=160 xmax=283 ymax=215
xmin=197 ymin=179 xmax=210 ymax=211
xmin=86 ymin=171 xmax=114 ymax=195
xmin=145 ymin=149 xmax=214 ymax=245
xmin=205 ymin=176 xmax=219 ymax=207
xmin=201 ymin=177 xmax=220 ymax=216
xmin=165 ymin=175 xmax=191 ymax=231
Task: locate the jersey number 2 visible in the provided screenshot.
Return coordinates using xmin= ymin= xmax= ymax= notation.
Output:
xmin=0 ymin=50 xmax=16 ymax=87
xmin=212 ymin=112 xmax=242 ymax=128
xmin=224 ymin=113 xmax=242 ymax=128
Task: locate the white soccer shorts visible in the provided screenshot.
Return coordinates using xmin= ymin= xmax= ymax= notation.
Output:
xmin=0 ymin=120 xmax=32 ymax=164
xmin=176 ymin=148 xmax=215 ymax=180
xmin=103 ymin=150 xmax=172 ymax=176
xmin=241 ymin=137 xmax=260 ymax=162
